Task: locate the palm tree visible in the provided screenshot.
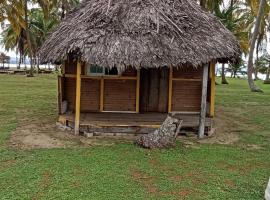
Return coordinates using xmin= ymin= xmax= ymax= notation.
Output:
xmin=246 ymin=0 xmax=266 ymax=92
xmin=213 ymin=1 xmax=249 ymax=84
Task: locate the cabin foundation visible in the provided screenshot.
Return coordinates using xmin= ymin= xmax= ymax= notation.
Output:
xmin=59 ymin=113 xmax=213 ymax=136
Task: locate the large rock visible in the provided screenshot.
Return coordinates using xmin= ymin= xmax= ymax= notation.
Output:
xmin=135 ymin=115 xmax=182 ymax=149
xmin=266 ymin=178 xmax=270 ymax=200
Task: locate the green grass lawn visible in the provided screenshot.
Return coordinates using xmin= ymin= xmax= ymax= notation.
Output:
xmin=0 ymin=75 xmax=269 ymax=200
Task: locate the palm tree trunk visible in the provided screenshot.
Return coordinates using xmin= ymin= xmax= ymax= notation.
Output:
xmin=247 ymin=0 xmax=265 ymax=92
xmin=254 ymin=69 xmax=259 ymax=80
xmin=24 ymin=0 xmax=34 ymax=77
xmin=18 ymin=53 xmax=22 ymax=69
xmin=221 ymin=63 xmax=229 ymax=84
xmin=264 ymin=61 xmax=270 ymax=84
xmin=37 ymin=56 xmax=40 ymax=73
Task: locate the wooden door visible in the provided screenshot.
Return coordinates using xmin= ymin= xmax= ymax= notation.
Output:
xmin=140 ymin=68 xmax=169 ymax=113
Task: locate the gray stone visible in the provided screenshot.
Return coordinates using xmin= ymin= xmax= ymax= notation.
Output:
xmin=56 ymin=122 xmax=72 ymax=131
xmin=84 ymin=132 xmax=93 ymax=138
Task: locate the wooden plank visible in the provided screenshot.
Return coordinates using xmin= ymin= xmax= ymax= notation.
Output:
xmin=65 ymin=74 xmax=136 ymax=80
xmin=158 ymin=67 xmax=169 ymax=112
xmin=100 ymin=78 xmax=104 ymax=112
xmin=58 ymin=76 xmax=62 ymax=114
xmin=75 ymin=60 xmax=82 ymax=135
xmin=81 ymin=79 xmax=100 ymax=112
xmin=82 ymin=75 xmax=137 ymax=80
xmin=198 ymin=63 xmax=209 ymax=139
xmin=62 ymin=112 xmax=212 ymax=129
xmin=139 ymin=68 xmax=149 ymax=112
xmin=136 ymin=69 xmax=140 ymax=113
xmin=172 ymin=78 xmax=202 ymax=81
xmin=64 ymin=74 xmax=76 ymax=78
xmin=210 ymin=61 xmax=216 ymax=117
xmin=172 ymin=80 xmax=202 ymax=112
xmin=148 ymin=69 xmax=159 ymax=111
xmin=103 ymin=79 xmax=136 ymax=111
xmin=62 ymin=62 xmax=65 ymax=75
xmin=168 ymin=66 xmax=173 ymax=112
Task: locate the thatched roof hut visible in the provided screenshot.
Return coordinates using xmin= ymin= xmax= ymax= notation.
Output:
xmin=39 ymin=0 xmax=241 ymax=67
xmin=41 ymin=0 xmax=241 ymax=138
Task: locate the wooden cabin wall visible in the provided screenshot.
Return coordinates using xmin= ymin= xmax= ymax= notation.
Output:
xmin=61 ymin=62 xmax=137 ymax=113
xmin=172 ymin=66 xmax=203 ymax=112
xmin=140 ymin=68 xmax=169 ymax=113
xmin=81 ymin=79 xmax=100 ymax=112
xmin=64 ymin=60 xmax=85 ymax=75
xmin=104 ymin=79 xmax=136 ymax=111
xmin=63 ymin=77 xmax=76 ymax=112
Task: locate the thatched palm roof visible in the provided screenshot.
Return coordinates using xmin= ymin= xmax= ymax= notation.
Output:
xmin=39 ymin=0 xmax=241 ymax=68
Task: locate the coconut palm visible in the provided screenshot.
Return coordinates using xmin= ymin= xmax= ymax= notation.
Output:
xmin=246 ymin=0 xmax=266 ymax=92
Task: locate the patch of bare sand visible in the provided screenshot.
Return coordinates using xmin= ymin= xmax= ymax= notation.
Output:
xmin=9 ymin=121 xmax=132 ymax=150
xmin=9 ymin=106 xmax=257 ymax=150
xmin=198 ymin=107 xmax=241 ymax=145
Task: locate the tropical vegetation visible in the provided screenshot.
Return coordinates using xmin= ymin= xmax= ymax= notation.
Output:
xmin=0 ymin=0 xmax=270 ymax=87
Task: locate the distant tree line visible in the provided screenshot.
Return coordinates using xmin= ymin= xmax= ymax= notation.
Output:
xmin=199 ymin=0 xmax=270 ymax=89
xmin=0 ymin=0 xmax=270 ymax=89
xmin=0 ymin=0 xmax=80 ymax=76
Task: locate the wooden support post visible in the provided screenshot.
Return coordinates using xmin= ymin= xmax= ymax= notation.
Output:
xmin=62 ymin=61 xmax=65 ymax=75
xmin=168 ymin=66 xmax=173 ymax=112
xmin=136 ymin=69 xmax=140 ymax=113
xmin=100 ymin=78 xmax=104 ymax=112
xmin=210 ymin=61 xmax=216 ymax=117
xmin=198 ymin=63 xmax=209 ymax=139
xmin=75 ymin=60 xmax=81 ymax=135
xmin=58 ymin=76 xmax=63 ymax=114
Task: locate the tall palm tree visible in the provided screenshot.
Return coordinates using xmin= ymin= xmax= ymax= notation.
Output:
xmin=246 ymin=0 xmax=266 ymax=92
xmin=211 ymin=1 xmax=249 ymax=84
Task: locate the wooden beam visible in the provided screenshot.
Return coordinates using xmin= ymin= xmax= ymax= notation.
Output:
xmin=58 ymin=76 xmax=64 ymax=115
xmin=62 ymin=61 xmax=66 ymax=75
xmin=136 ymin=69 xmax=141 ymax=113
xmin=172 ymin=78 xmax=202 ymax=81
xmin=75 ymin=60 xmax=82 ymax=135
xmin=168 ymin=66 xmax=173 ymax=112
xmin=65 ymin=74 xmax=137 ymax=80
xmin=100 ymin=78 xmax=104 ymax=112
xmin=210 ymin=61 xmax=216 ymax=117
xmin=198 ymin=63 xmax=209 ymax=139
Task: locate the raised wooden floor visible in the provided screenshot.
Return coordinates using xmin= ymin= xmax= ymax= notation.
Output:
xmin=59 ymin=113 xmax=213 ymax=136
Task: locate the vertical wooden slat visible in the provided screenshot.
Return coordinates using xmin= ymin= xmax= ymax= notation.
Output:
xmin=198 ymin=63 xmax=209 ymax=139
xmin=100 ymin=78 xmax=104 ymax=112
xmin=62 ymin=61 xmax=66 ymax=75
xmin=210 ymin=61 xmax=216 ymax=117
xmin=75 ymin=60 xmax=81 ymax=135
xmin=58 ymin=75 xmax=62 ymax=114
xmin=168 ymin=66 xmax=173 ymax=112
xmin=136 ymin=69 xmax=141 ymax=113
xmin=158 ymin=67 xmax=169 ymax=112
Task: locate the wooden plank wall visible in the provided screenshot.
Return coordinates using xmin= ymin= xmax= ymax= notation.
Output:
xmin=81 ymin=79 xmax=100 ymax=112
xmin=140 ymin=68 xmax=169 ymax=113
xmin=104 ymin=79 xmax=136 ymax=111
xmin=172 ymin=66 xmax=203 ymax=112
xmin=63 ymin=77 xmax=76 ymax=112
xmin=63 ymin=78 xmax=100 ymax=112
xmin=62 ymin=64 xmax=137 ymax=113
xmin=64 ymin=59 xmax=85 ymax=75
